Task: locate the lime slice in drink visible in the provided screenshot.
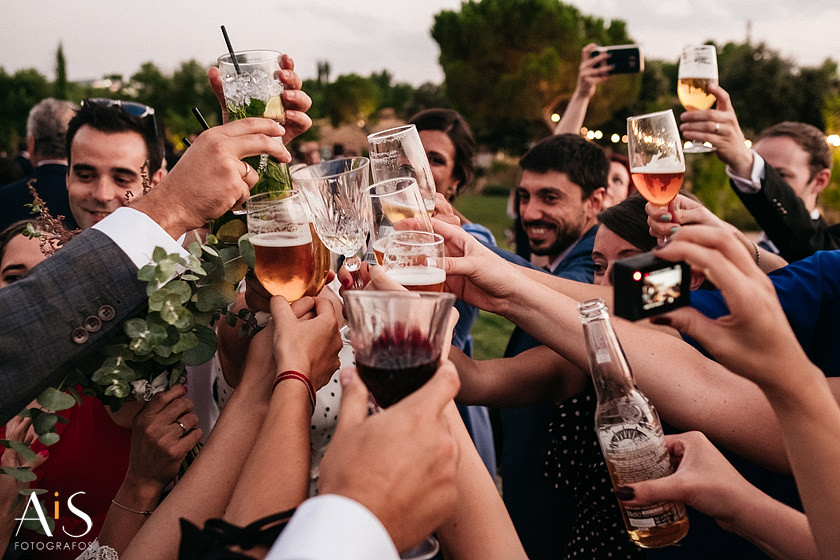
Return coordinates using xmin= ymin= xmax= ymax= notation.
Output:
xmin=264 ymin=95 xmax=285 ymax=123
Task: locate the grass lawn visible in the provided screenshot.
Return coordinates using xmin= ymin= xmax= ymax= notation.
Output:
xmin=452 ymin=192 xmax=518 ymax=361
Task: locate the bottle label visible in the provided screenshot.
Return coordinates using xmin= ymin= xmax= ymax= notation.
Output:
xmin=599 ymin=422 xmax=680 ymax=529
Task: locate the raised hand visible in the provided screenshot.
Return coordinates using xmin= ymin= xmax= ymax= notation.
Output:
xmin=270 ymin=294 xmax=342 ymax=391
xmin=318 ymin=363 xmax=460 ymax=553
xmin=209 ymin=53 xmax=312 ymax=144
xmin=679 ymin=84 xmax=752 ymax=177
xmin=132 ymin=118 xmax=289 ymax=239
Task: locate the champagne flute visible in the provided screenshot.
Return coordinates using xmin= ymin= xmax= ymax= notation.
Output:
xmin=343 ymin=289 xmax=455 ymax=560
xmin=677 ymin=45 xmax=718 ymax=153
xmin=245 ymin=191 xmax=330 ymax=301
xmin=627 ymin=110 xmax=686 ymax=242
xmin=367 ymin=125 xmax=437 ymax=215
xmin=381 ymin=231 xmax=446 ymax=293
xmin=291 ymin=157 xmax=371 ymax=289
xmin=366 ymin=177 xmax=434 ymax=265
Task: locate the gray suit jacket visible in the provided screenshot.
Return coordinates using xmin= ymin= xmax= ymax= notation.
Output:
xmin=0 ymin=229 xmax=146 ymax=421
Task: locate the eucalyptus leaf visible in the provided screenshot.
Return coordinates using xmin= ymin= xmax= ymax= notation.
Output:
xmin=171 ymin=331 xmax=199 ymax=353
xmin=195 ymin=283 xmax=236 ymax=312
xmin=188 ymin=241 xmax=203 ymax=258
xmin=202 ymin=245 xmax=220 ymax=258
xmin=0 ymin=467 xmax=37 ymax=483
xmin=36 ymin=387 xmax=76 ymax=412
xmin=238 ymin=234 xmax=255 ymax=269
xmin=31 ymin=411 xmax=58 ymax=435
xmin=137 ymin=264 xmax=157 ymax=283
xmin=181 ymin=325 xmax=218 ymax=366
xmin=152 ymin=246 xmax=168 ymax=262
xmin=38 ymin=432 xmax=60 ymax=446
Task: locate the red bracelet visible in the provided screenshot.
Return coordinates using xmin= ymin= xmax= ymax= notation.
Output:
xmin=272 ymin=370 xmax=316 ymax=414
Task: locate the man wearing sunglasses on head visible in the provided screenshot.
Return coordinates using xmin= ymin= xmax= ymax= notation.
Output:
xmin=65 ymin=98 xmax=166 ymax=230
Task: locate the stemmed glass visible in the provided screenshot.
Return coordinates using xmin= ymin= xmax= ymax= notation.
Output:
xmin=291 ymin=157 xmax=371 ymax=289
xmin=367 ymin=125 xmax=437 ymax=215
xmin=366 ymin=177 xmax=434 ymax=265
xmin=245 ymin=191 xmax=330 ymax=301
xmin=677 ymin=44 xmax=718 ymax=153
xmin=627 ymin=109 xmax=686 ymax=242
xmin=343 ymin=289 xmax=456 ymax=560
xmin=381 ymin=231 xmax=446 ymax=293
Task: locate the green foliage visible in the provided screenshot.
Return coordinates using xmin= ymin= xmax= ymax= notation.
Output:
xmin=0 ymin=68 xmax=51 ymax=153
xmin=431 ymin=0 xmax=639 ymax=151
xmin=323 ymin=74 xmax=383 ymax=128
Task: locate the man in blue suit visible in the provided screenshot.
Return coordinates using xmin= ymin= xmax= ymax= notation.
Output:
xmin=0 ymin=99 xmax=79 ymax=231
xmin=497 ymin=133 xmax=607 ymax=560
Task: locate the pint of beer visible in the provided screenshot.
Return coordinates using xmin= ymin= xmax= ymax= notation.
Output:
xmin=382 ymin=231 xmax=446 ymax=292
xmin=247 ymin=191 xmax=330 ymax=301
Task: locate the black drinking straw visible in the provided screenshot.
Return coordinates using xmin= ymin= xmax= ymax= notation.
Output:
xmin=221 ymin=26 xmax=241 ymax=75
xmin=192 ymin=107 xmax=210 ymax=131
xmin=182 ymin=137 xmax=192 ymax=148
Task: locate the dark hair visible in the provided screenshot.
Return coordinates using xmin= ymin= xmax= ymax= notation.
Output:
xmin=409 ymin=108 xmax=476 ymax=196
xmin=607 ymin=152 xmax=637 ymax=197
xmin=519 ymin=134 xmax=609 ymax=199
xmin=66 ymin=100 xmax=164 ymax=175
xmin=0 ymin=220 xmax=39 ymax=261
xmin=596 ymin=194 xmax=656 ymax=252
xmin=757 ymin=122 xmax=833 ymax=180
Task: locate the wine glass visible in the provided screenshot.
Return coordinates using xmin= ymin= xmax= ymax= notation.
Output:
xmin=367 ymin=124 xmax=437 ymax=214
xmin=343 ymin=289 xmax=455 ymax=560
xmin=677 ymin=44 xmax=718 ymax=153
xmin=381 ymin=231 xmax=446 ymax=293
xmin=245 ymin=191 xmax=330 ymax=301
xmin=626 ymin=110 xmax=686 ymax=242
xmin=291 ymin=157 xmax=371 ymax=289
xmin=366 ymin=177 xmax=434 ymax=265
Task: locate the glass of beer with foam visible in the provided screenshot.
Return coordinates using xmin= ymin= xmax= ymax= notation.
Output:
xmin=381 ymin=231 xmax=446 ymax=293
xmin=366 ymin=177 xmax=433 ymax=265
xmin=246 ymin=191 xmax=330 ymax=302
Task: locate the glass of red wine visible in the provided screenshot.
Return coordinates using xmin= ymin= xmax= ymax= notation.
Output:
xmin=342 ymin=289 xmax=455 ymax=560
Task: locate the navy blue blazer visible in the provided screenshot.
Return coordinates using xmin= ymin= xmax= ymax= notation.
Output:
xmin=0 ymin=163 xmax=78 ymax=231
xmin=731 ymin=163 xmax=840 ymax=262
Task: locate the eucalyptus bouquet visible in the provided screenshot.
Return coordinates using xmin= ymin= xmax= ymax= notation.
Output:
xmin=0 ymin=184 xmax=259 ymax=531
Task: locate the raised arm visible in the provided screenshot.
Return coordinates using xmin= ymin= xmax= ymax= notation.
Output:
xmin=553 ymin=44 xmax=611 ymax=135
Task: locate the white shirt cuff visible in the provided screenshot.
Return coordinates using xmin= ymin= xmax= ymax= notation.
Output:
xmin=266 ymin=495 xmax=398 ymax=560
xmin=92 ymin=207 xmax=188 ymax=269
xmin=727 ymin=151 xmax=766 ymax=194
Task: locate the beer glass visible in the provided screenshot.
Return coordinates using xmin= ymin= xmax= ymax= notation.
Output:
xmin=677 ymin=45 xmax=718 ymax=153
xmin=291 ymin=157 xmax=371 ymax=289
xmin=246 ymin=191 xmax=330 ymax=301
xmin=366 ymin=178 xmax=434 ymax=265
xmin=381 ymin=231 xmax=446 ymax=292
xmin=627 ymin=110 xmax=686 ymax=241
xmin=367 ymin=125 xmax=437 ymax=214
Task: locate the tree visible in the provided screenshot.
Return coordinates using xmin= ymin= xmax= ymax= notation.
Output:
xmin=432 ymin=0 xmax=639 ymax=151
xmin=54 ymin=44 xmax=68 ymax=100
xmin=322 ymin=74 xmax=382 ymax=130
xmin=0 ymin=68 xmax=50 ymax=153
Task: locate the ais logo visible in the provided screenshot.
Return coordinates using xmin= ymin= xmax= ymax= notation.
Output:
xmin=15 ymin=491 xmax=92 ymax=538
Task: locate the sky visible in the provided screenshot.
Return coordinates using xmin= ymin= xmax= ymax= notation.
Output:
xmin=1 ymin=0 xmax=838 ymax=88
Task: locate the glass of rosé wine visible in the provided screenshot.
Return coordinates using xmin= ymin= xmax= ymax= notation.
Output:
xmin=626 ymin=109 xmax=686 ymax=242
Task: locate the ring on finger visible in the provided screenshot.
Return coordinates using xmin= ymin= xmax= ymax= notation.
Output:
xmin=176 ymin=420 xmax=188 ymax=435
xmin=241 ymin=161 xmax=252 ymax=179
xmin=714 ymin=122 xmax=720 ymax=133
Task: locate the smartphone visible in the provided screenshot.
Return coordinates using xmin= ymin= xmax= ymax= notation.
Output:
xmin=590 ymin=44 xmax=644 ymax=75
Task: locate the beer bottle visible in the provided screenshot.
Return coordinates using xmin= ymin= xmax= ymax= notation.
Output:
xmin=578 ymin=298 xmax=689 ymax=548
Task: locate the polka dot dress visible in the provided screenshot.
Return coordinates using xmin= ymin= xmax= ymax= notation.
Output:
xmin=544 ymin=387 xmax=646 ymax=559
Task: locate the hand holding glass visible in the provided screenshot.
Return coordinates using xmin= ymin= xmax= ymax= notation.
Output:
xmin=292 ymin=157 xmax=371 ymax=289
xmin=382 ymin=231 xmax=446 ymax=293
xmin=367 ymin=178 xmax=434 ymax=265
xmin=217 ymin=50 xmax=291 ymax=200
xmin=677 ymin=45 xmax=718 ymax=153
xmin=246 ymin=191 xmax=330 ymax=301
xmin=367 ymin=125 xmax=437 ymax=214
